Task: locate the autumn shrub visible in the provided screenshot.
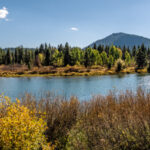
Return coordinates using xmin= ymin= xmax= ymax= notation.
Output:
xmin=66 ymin=90 xmax=150 ymax=150
xmin=46 ymin=98 xmax=79 ymax=149
xmin=0 ymin=95 xmax=54 ymax=150
xmin=115 ymin=59 xmax=125 ymax=72
xmin=19 ymin=89 xmax=150 ymax=150
xmin=21 ymin=94 xmax=79 ymax=149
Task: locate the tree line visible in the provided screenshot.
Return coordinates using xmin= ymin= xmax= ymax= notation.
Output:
xmin=0 ymin=43 xmax=149 ymax=70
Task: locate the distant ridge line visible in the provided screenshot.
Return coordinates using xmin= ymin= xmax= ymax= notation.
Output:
xmin=86 ymin=32 xmax=150 ymax=49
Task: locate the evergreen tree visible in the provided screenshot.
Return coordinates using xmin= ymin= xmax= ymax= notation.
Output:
xmin=132 ymin=45 xmax=137 ymax=57
xmin=18 ymin=47 xmax=24 ymax=64
xmin=147 ymin=48 xmax=150 ymax=60
xmin=122 ymin=45 xmax=126 ymax=60
xmin=39 ymin=44 xmax=45 ymax=53
xmin=105 ymin=45 xmax=110 ymax=55
xmin=127 ymin=46 xmax=131 ymax=55
xmin=93 ymin=43 xmax=97 ymax=49
xmin=12 ymin=53 xmax=15 ymax=64
xmin=24 ymin=49 xmax=28 ymax=65
xmin=5 ymin=49 xmax=12 ymax=65
xmin=136 ymin=44 xmax=147 ymax=68
xmin=15 ymin=48 xmax=19 ymax=64
xmin=97 ymin=45 xmax=104 ymax=53
xmin=64 ymin=42 xmax=70 ymax=66
xmin=0 ymin=49 xmax=5 ymax=64
xmin=58 ymin=44 xmax=64 ymax=52
xmin=84 ymin=49 xmax=89 ymax=67
xmin=45 ymin=49 xmax=51 ymax=66
xmin=45 ymin=43 xmax=48 ymax=51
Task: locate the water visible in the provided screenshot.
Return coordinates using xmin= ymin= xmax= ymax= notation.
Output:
xmin=0 ymin=74 xmax=150 ymax=100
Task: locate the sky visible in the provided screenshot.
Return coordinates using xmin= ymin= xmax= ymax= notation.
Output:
xmin=0 ymin=0 xmax=150 ymax=48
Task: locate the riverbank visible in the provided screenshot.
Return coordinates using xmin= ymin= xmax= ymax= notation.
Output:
xmin=0 ymin=64 xmax=147 ymax=77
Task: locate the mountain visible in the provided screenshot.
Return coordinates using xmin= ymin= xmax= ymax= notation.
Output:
xmin=87 ymin=32 xmax=150 ymax=49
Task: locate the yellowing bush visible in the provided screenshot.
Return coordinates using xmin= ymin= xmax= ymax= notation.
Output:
xmin=0 ymin=96 xmax=50 ymax=150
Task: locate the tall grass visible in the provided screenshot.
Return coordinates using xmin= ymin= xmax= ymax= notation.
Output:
xmin=16 ymin=89 xmax=150 ymax=150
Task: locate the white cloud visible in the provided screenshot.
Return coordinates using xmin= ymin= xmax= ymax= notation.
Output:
xmin=0 ymin=7 xmax=9 ymax=19
xmin=70 ymin=27 xmax=79 ymax=31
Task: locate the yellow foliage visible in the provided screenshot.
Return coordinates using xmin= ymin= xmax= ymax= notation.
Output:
xmin=38 ymin=53 xmax=45 ymax=64
xmin=0 ymin=96 xmax=54 ymax=150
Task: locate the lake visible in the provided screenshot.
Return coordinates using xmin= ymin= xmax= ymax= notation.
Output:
xmin=0 ymin=74 xmax=150 ymax=100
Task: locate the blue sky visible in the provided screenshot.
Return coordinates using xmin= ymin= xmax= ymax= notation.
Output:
xmin=0 ymin=0 xmax=150 ymax=48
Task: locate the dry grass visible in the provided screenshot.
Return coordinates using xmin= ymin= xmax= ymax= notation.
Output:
xmin=18 ymin=89 xmax=150 ymax=150
xmin=0 ymin=64 xmax=146 ymax=77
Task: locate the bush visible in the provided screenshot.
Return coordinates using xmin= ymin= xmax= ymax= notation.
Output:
xmin=3 ymin=89 xmax=150 ymax=149
xmin=65 ymin=89 xmax=150 ymax=150
xmin=21 ymin=94 xmax=80 ymax=149
xmin=66 ymin=121 xmax=88 ymax=150
xmin=147 ymin=63 xmax=150 ymax=73
xmin=115 ymin=59 xmax=125 ymax=72
xmin=107 ymin=63 xmax=112 ymax=70
xmin=0 ymin=95 xmax=52 ymax=150
xmin=44 ymin=97 xmax=79 ymax=149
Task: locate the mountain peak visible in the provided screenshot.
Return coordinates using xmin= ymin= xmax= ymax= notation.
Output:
xmin=112 ymin=32 xmax=125 ymax=35
xmin=87 ymin=33 xmax=150 ymax=49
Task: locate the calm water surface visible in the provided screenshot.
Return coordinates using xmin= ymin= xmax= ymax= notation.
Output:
xmin=0 ymin=74 xmax=150 ymax=100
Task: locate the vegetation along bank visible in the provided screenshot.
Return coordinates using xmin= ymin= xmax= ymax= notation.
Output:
xmin=1 ymin=89 xmax=150 ymax=149
xmin=0 ymin=43 xmax=149 ymax=76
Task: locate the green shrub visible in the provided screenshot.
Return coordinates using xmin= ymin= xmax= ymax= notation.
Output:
xmin=66 ymin=121 xmax=89 ymax=150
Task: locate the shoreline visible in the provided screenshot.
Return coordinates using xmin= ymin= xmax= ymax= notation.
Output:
xmin=0 ymin=65 xmax=148 ymax=77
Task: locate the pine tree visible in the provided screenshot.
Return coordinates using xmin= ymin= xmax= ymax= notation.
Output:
xmin=132 ymin=45 xmax=137 ymax=57
xmin=5 ymin=49 xmax=12 ymax=65
xmin=64 ymin=42 xmax=70 ymax=66
xmin=98 ymin=45 xmax=103 ymax=53
xmin=105 ymin=45 xmax=110 ymax=55
xmin=122 ymin=45 xmax=126 ymax=60
xmin=12 ymin=53 xmax=15 ymax=64
xmin=39 ymin=44 xmax=44 ymax=53
xmin=58 ymin=44 xmax=64 ymax=52
xmin=136 ymin=44 xmax=147 ymax=68
xmin=45 ymin=49 xmax=51 ymax=66
xmin=84 ymin=49 xmax=89 ymax=67
xmin=93 ymin=43 xmax=97 ymax=49
xmin=18 ymin=47 xmax=24 ymax=64
xmin=15 ymin=48 xmax=19 ymax=64
xmin=147 ymin=48 xmax=150 ymax=60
